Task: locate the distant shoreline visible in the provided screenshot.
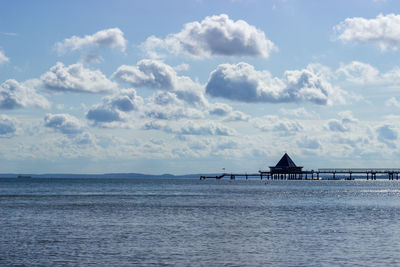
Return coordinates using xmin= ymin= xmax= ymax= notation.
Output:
xmin=0 ymin=173 xmax=216 ymax=179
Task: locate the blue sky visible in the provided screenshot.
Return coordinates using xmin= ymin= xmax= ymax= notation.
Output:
xmin=1 ymin=0 xmax=400 ymax=174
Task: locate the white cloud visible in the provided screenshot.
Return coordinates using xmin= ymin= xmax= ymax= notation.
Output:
xmin=113 ymin=59 xmax=208 ymax=106
xmin=297 ymin=136 xmax=321 ymax=150
xmin=113 ymin=59 xmax=177 ymax=90
xmin=336 ymin=61 xmax=380 ymax=84
xmin=336 ymin=61 xmax=400 ymax=87
xmin=55 ymin=28 xmax=127 ymax=54
xmin=385 ymin=97 xmax=400 ymax=108
xmin=142 ymin=14 xmax=276 ymax=59
xmin=178 ymin=121 xmax=236 ymax=136
xmin=0 ymin=115 xmax=17 ymax=137
xmin=208 ymin=102 xmax=250 ymax=121
xmin=86 ymin=88 xmax=143 ymax=124
xmin=224 ymin=110 xmax=250 ymax=122
xmin=326 ymin=111 xmax=358 ymax=132
xmin=334 ymin=13 xmax=400 ymax=51
xmin=377 ymin=124 xmax=398 ymax=148
xmin=0 ymin=50 xmax=9 ymax=65
xmin=143 ymin=120 xmax=236 ymax=136
xmin=74 ymin=132 xmax=96 ymax=145
xmin=174 ymin=63 xmax=190 ymax=72
xmin=279 ymin=107 xmax=313 ymax=118
xmin=209 ymin=103 xmax=233 ymax=116
xmin=377 ymin=125 xmax=398 ymax=140
xmin=206 ymin=62 xmax=344 ymax=105
xmin=253 ymin=115 xmax=304 ymax=134
xmin=41 ymin=62 xmax=118 ymax=93
xmin=44 ymin=113 xmax=83 ymax=135
xmin=0 ymin=79 xmax=50 ymax=109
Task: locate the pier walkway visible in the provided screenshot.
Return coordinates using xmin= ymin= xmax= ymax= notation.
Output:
xmin=199 ymin=154 xmax=400 ymax=181
xmin=200 ymin=168 xmax=400 ymax=181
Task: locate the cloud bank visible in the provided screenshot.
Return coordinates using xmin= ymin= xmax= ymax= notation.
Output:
xmin=142 ymin=14 xmax=276 ymax=58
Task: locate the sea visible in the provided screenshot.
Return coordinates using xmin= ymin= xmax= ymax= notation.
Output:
xmin=1 ymin=177 xmax=400 ymax=266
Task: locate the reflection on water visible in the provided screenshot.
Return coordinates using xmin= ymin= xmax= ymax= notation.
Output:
xmin=1 ymin=178 xmax=400 ymax=266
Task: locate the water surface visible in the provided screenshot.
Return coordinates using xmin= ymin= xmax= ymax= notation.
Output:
xmin=1 ymin=178 xmax=400 ymax=266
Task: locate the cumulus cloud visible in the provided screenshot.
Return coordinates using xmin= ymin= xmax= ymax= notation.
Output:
xmin=336 ymin=61 xmax=380 ymax=84
xmin=113 ymin=59 xmax=208 ymax=106
xmin=74 ymin=132 xmax=96 ymax=145
xmin=297 ymin=136 xmax=321 ymax=150
xmin=279 ymin=107 xmax=313 ymax=118
xmin=377 ymin=125 xmax=397 ymax=140
xmin=206 ymin=62 xmax=343 ymax=105
xmin=385 ymin=97 xmax=400 ymax=108
xmin=113 ymin=59 xmax=177 ymax=90
xmin=326 ymin=111 xmax=358 ymax=132
xmin=174 ymin=63 xmax=189 ymax=72
xmin=0 ymin=115 xmax=17 ymax=137
xmin=0 ymin=79 xmax=50 ymax=109
xmin=143 ymin=91 xmax=205 ymax=120
xmin=86 ymin=88 xmax=143 ymax=124
xmin=143 ymin=120 xmax=236 ymax=136
xmin=208 ymin=102 xmax=250 ymax=121
xmin=209 ymin=103 xmax=233 ymax=116
xmin=55 ymin=28 xmax=127 ymax=54
xmin=142 ymin=14 xmax=276 ymax=58
xmin=0 ymin=50 xmax=9 ymax=65
xmin=178 ymin=121 xmax=235 ymax=136
xmin=253 ymin=115 xmax=303 ymax=134
xmin=336 ymin=61 xmax=400 ymax=87
xmin=41 ymin=62 xmax=118 ymax=93
xmin=377 ymin=124 xmax=398 ymax=148
xmin=44 ymin=113 xmax=83 ymax=135
xmin=334 ymin=13 xmax=400 ymax=51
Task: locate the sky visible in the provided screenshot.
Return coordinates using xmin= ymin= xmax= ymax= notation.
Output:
xmin=1 ymin=0 xmax=400 ymax=174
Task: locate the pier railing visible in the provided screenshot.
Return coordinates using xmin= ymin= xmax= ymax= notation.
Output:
xmin=318 ymin=168 xmax=400 ymax=173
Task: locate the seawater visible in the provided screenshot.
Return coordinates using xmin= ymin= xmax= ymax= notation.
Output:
xmin=1 ymin=178 xmax=400 ymax=266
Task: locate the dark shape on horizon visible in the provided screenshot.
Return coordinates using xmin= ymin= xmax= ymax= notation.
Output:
xmin=269 ymin=153 xmax=303 ymax=173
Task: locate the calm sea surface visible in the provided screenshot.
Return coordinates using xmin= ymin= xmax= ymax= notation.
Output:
xmin=1 ymin=178 xmax=400 ymax=266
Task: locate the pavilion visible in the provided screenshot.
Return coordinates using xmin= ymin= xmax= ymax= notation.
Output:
xmin=269 ymin=153 xmax=303 ymax=179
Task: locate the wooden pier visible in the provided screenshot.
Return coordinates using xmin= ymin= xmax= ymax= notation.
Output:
xmin=200 ymin=169 xmax=400 ymax=181
xmin=199 ymin=153 xmax=400 ymax=181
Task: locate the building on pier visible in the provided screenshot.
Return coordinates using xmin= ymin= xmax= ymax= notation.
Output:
xmin=270 ymin=153 xmax=303 ymax=173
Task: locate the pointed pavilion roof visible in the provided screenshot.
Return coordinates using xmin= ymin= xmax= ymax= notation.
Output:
xmin=275 ymin=153 xmax=297 ymax=168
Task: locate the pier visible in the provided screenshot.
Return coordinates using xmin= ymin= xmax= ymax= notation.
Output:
xmin=200 ymin=153 xmax=400 ymax=181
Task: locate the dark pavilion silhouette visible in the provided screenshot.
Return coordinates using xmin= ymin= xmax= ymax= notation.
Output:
xmin=269 ymin=153 xmax=303 ymax=174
